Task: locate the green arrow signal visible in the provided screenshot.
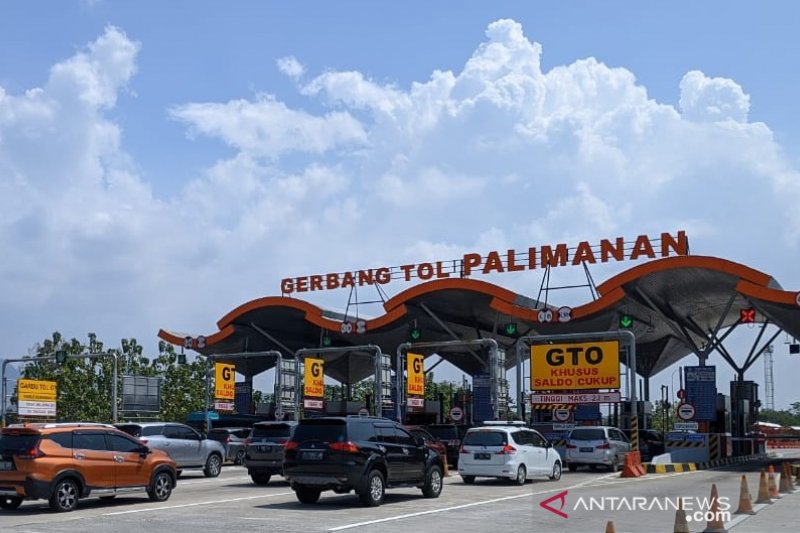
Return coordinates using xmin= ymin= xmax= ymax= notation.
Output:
xmin=619 ymin=315 xmax=633 ymax=328
xmin=410 ymin=327 xmax=422 ymax=341
xmin=504 ymin=323 xmax=517 ymax=336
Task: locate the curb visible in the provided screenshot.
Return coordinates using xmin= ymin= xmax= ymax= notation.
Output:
xmin=644 ymin=453 xmax=767 ymax=474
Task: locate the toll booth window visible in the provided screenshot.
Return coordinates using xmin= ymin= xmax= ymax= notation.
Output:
xmin=463 ymin=431 xmax=507 ymax=447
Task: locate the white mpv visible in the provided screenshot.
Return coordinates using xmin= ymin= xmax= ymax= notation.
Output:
xmin=458 ymin=422 xmax=562 ymax=485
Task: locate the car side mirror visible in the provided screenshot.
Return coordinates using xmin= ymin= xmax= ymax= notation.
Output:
xmin=138 ymin=445 xmax=151 ymax=457
xmin=415 ymin=436 xmax=425 ymax=447
xmin=545 ymin=441 xmax=552 ymax=448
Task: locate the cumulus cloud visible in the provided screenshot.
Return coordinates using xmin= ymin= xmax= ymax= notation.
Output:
xmin=679 ymin=70 xmax=750 ymax=122
xmin=3 ymin=18 xmax=800 ymax=368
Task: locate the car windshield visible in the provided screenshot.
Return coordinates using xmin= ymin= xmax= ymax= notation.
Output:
xmin=427 ymin=426 xmax=457 ymax=439
xmin=116 ymin=425 xmax=162 ymax=438
xmin=251 ymin=424 xmax=293 ymax=439
xmin=292 ymin=421 xmax=346 ymax=444
xmin=570 ymin=428 xmax=606 ymax=441
xmin=463 ymin=430 xmax=507 ymax=447
xmin=0 ymin=433 xmax=40 ymax=454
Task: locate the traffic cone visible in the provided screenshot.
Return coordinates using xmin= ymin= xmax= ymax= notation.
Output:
xmin=779 ymin=462 xmax=792 ymax=493
xmin=605 ymin=521 xmax=616 ymax=533
xmin=767 ymin=464 xmax=781 ymax=499
xmin=734 ymin=474 xmax=756 ymax=515
xmin=674 ymin=499 xmax=690 ymax=533
xmin=754 ymin=469 xmax=773 ymax=504
xmin=795 ymin=463 xmax=800 ymax=486
xmin=442 ymin=457 xmax=450 ymax=477
xmin=701 ymin=483 xmax=728 ymax=533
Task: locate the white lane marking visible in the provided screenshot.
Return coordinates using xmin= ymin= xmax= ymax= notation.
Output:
xmin=327 ymin=475 xmax=613 ymax=532
xmin=178 ymin=475 xmax=252 ymax=485
xmin=103 ymin=492 xmax=293 ymax=515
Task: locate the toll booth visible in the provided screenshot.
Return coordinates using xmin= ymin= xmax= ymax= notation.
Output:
xmin=730 ymin=380 xmax=759 ymax=455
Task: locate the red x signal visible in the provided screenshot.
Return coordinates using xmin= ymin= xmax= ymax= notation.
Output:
xmin=740 ymin=308 xmax=756 ymax=323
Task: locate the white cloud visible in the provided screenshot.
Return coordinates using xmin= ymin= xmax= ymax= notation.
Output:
xmin=170 ymin=94 xmax=368 ymax=158
xmin=277 ymin=56 xmax=305 ymax=80
xmin=679 ymin=70 xmax=750 ymax=122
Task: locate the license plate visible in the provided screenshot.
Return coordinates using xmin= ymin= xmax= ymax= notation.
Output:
xmin=0 ymin=460 xmax=13 ymax=471
xmin=474 ymin=453 xmax=491 ymax=460
xmin=579 ymin=447 xmax=593 ymax=453
xmin=302 ymin=451 xmax=323 ymax=460
xmin=257 ymin=445 xmax=268 ymax=453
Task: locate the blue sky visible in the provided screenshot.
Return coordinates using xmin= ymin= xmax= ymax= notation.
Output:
xmin=2 ymin=1 xmax=800 ymax=409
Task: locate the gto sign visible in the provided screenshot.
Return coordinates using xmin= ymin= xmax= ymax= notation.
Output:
xmin=531 ymin=341 xmax=620 ymax=391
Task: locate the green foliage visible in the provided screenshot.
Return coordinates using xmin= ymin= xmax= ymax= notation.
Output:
xmin=759 ymin=408 xmax=800 ymax=427
xmin=15 ymin=332 xmax=207 ymax=424
xmin=651 ymin=400 xmax=677 ymax=433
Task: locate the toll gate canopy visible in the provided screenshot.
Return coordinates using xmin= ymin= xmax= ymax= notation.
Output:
xmin=159 ymin=256 xmax=800 ymax=385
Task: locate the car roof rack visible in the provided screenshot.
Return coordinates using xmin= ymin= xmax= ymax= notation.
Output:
xmin=481 ymin=420 xmax=526 ymax=426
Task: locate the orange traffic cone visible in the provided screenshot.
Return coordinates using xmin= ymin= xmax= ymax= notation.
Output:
xmin=795 ymin=463 xmax=800 ymax=486
xmin=674 ymin=499 xmax=690 ymax=533
xmin=734 ymin=474 xmax=756 ymax=515
xmin=767 ymin=464 xmax=781 ymax=499
xmin=754 ymin=469 xmax=773 ymax=504
xmin=779 ymin=462 xmax=793 ymax=493
xmin=605 ymin=521 xmax=616 ymax=533
xmin=701 ymin=483 xmax=728 ymax=533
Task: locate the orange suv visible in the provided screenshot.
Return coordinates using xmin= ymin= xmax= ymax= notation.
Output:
xmin=0 ymin=423 xmax=177 ymax=512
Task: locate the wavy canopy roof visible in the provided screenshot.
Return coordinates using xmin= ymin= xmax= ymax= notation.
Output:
xmin=159 ymin=256 xmax=800 ymax=384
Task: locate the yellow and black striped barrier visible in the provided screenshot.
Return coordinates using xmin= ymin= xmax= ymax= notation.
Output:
xmin=709 ymin=433 xmax=720 ymax=461
xmin=630 ymin=415 xmax=639 ymax=452
xmin=665 ymin=439 xmax=706 ymax=448
xmin=530 ymin=404 xmax=576 ymax=410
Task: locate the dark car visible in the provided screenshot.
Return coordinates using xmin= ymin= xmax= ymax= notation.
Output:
xmin=425 ymin=424 xmax=469 ymax=467
xmin=403 ymin=425 xmax=447 ymax=460
xmin=283 ymin=416 xmax=444 ymax=506
xmin=243 ymin=421 xmax=297 ymax=485
xmin=624 ymin=429 xmax=665 ymax=462
xmin=208 ymin=427 xmax=250 ymax=465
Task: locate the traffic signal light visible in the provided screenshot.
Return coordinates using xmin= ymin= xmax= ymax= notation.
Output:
xmin=740 ymin=308 xmax=756 ymax=323
xmin=619 ymin=314 xmax=633 ymax=329
xmin=55 ymin=350 xmax=67 ymax=365
xmin=409 ymin=325 xmax=422 ymax=341
xmin=322 ymin=334 xmax=332 ymax=347
xmin=177 ymin=352 xmax=187 ymax=365
xmin=504 ymin=322 xmax=518 ymax=336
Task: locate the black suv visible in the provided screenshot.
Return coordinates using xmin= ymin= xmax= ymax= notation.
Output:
xmin=283 ymin=416 xmax=444 ymax=506
xmin=244 ymin=421 xmax=297 ymax=485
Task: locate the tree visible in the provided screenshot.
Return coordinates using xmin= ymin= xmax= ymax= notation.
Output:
xmin=15 ymin=332 xmax=208 ymax=424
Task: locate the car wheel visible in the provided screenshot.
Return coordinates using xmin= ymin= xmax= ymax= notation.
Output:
xmin=549 ymin=461 xmax=562 ymax=481
xmin=203 ymin=453 xmax=222 ymax=477
xmin=422 ymin=465 xmax=443 ymax=498
xmin=358 ymin=469 xmax=385 ymax=507
xmin=567 ymin=463 xmax=578 ymax=472
xmin=295 ymin=486 xmax=321 ymax=504
xmin=49 ymin=478 xmax=80 ymax=512
xmin=461 ymin=475 xmax=476 ymax=484
xmin=251 ymin=473 xmax=272 ymax=486
xmin=234 ymin=449 xmax=246 ymax=465
xmin=513 ymin=464 xmax=527 ymax=485
xmin=147 ymin=471 xmax=173 ymax=502
xmin=609 ymin=456 xmax=619 ymax=472
xmin=0 ymin=496 xmax=23 ymax=510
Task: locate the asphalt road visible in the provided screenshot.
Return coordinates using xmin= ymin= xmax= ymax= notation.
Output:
xmin=1 ymin=452 xmax=798 ymax=533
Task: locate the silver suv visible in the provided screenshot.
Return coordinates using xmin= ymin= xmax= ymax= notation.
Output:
xmin=115 ymin=422 xmax=225 ymax=477
xmin=565 ymin=426 xmax=630 ymax=472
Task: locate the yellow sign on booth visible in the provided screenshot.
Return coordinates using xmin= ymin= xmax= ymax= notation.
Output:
xmin=406 ymin=353 xmax=425 ymax=396
xmin=214 ymin=362 xmax=236 ymax=400
xmin=17 ymin=379 xmax=57 ymax=401
xmin=304 ymin=357 xmax=325 ymax=398
xmin=531 ymin=340 xmax=620 ymax=391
